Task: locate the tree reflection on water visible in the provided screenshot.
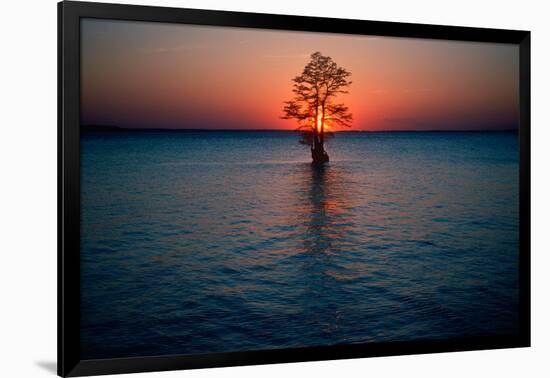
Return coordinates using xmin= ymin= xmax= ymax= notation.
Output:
xmin=300 ymin=163 xmax=354 ymax=256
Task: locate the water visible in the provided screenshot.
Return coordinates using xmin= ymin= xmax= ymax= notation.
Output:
xmin=80 ymin=131 xmax=519 ymax=359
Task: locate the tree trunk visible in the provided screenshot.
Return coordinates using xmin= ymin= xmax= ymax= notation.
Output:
xmin=320 ymin=105 xmax=325 ymax=147
xmin=311 ymin=106 xmax=329 ymax=165
xmin=311 ymin=131 xmax=329 ymax=166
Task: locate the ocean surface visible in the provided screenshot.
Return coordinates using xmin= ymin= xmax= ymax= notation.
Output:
xmin=80 ymin=131 xmax=519 ymax=359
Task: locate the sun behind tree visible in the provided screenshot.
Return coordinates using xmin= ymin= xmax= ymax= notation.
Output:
xmin=282 ymin=52 xmax=353 ymax=165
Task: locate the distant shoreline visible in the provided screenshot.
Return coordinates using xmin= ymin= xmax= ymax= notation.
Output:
xmin=81 ymin=125 xmax=518 ymax=134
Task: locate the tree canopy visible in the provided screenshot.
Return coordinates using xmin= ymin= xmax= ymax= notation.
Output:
xmin=282 ymin=52 xmax=352 ymax=131
xmin=282 ymin=52 xmax=352 ymax=164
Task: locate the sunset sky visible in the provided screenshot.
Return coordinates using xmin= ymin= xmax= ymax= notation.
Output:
xmin=81 ymin=18 xmax=519 ymax=131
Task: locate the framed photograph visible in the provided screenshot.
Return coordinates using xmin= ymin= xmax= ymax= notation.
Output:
xmin=58 ymin=1 xmax=530 ymax=376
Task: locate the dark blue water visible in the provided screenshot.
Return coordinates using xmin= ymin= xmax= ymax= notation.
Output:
xmin=80 ymin=131 xmax=519 ymax=359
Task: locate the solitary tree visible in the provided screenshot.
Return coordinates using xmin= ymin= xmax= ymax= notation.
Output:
xmin=282 ymin=52 xmax=352 ymax=165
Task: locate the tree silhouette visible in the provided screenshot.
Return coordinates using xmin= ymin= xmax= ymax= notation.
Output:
xmin=282 ymin=52 xmax=352 ymax=165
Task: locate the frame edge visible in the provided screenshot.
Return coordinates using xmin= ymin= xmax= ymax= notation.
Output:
xmin=58 ymin=1 xmax=531 ymax=376
xmin=59 ymin=1 xmax=83 ymax=376
xmin=518 ymin=31 xmax=531 ymax=347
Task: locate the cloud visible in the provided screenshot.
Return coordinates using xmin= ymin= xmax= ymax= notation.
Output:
xmin=137 ymin=45 xmax=204 ymax=54
xmin=384 ymin=117 xmax=417 ymax=124
xmin=262 ymin=53 xmax=310 ymax=59
xmin=372 ymin=88 xmax=436 ymax=94
xmin=400 ymin=88 xmax=435 ymax=93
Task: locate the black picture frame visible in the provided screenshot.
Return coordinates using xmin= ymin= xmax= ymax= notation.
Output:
xmin=58 ymin=1 xmax=531 ymax=376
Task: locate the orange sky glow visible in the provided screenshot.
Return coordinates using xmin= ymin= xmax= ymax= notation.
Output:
xmin=81 ymin=19 xmax=519 ymax=131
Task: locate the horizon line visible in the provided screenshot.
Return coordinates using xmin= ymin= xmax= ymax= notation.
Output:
xmin=81 ymin=125 xmax=519 ymax=133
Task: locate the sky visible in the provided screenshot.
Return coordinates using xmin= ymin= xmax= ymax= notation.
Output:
xmin=81 ymin=18 xmax=519 ymax=131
